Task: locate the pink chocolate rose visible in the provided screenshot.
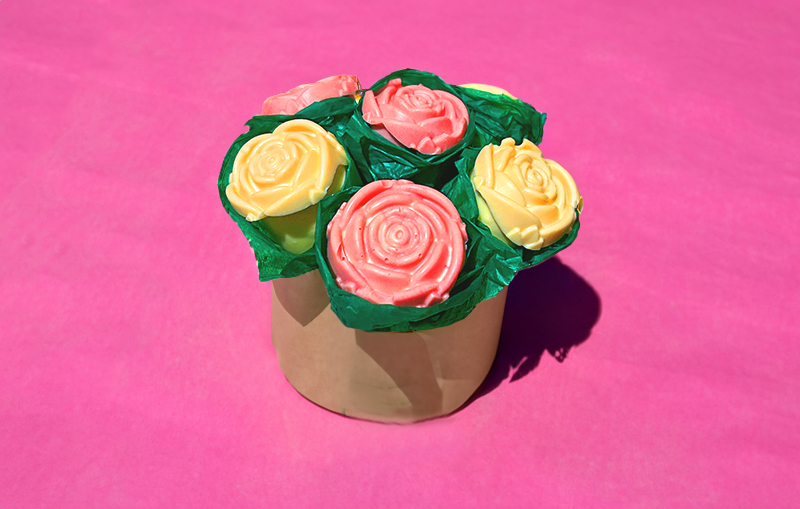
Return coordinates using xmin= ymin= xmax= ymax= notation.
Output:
xmin=362 ymin=79 xmax=469 ymax=155
xmin=261 ymin=75 xmax=360 ymax=115
xmin=327 ymin=180 xmax=468 ymax=307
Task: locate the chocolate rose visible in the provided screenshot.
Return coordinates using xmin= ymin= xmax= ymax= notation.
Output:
xmin=226 ymin=119 xmax=347 ymax=254
xmin=327 ymin=180 xmax=468 ymax=307
xmin=471 ymin=138 xmax=582 ymax=250
xmin=362 ymin=79 xmax=469 ymax=155
xmin=262 ymin=75 xmax=360 ymax=115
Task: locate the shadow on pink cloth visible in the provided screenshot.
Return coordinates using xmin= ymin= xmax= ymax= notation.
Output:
xmin=471 ymin=257 xmax=601 ymax=402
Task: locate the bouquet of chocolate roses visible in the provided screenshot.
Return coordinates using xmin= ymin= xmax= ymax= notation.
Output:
xmin=218 ymin=70 xmax=583 ymax=422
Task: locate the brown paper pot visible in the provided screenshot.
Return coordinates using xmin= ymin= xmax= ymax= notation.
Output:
xmin=271 ymin=270 xmax=508 ymax=423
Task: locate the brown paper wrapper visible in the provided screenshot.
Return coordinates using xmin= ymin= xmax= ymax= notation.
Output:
xmin=271 ymin=270 xmax=507 ymax=423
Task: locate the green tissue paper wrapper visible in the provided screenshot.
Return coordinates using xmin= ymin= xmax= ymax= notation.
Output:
xmin=455 ymin=85 xmax=547 ymax=147
xmin=218 ymin=97 xmax=362 ymax=281
xmin=341 ymin=69 xmax=478 ymax=188
xmin=454 ymin=148 xmax=581 ymax=272
xmin=313 ymin=170 xmax=580 ymax=333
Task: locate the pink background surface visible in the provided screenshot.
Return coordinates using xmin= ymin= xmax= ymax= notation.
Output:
xmin=2 ymin=1 xmax=799 ymax=507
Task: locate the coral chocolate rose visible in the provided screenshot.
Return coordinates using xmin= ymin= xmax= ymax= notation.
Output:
xmin=471 ymin=138 xmax=582 ymax=251
xmin=362 ymin=79 xmax=469 ymax=155
xmin=226 ymin=119 xmax=347 ymax=222
xmin=327 ymin=180 xmax=468 ymax=307
xmin=262 ymin=75 xmax=360 ymax=115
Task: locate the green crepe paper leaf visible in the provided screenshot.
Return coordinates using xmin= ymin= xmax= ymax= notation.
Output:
xmin=313 ymin=177 xmax=522 ymax=333
xmin=218 ymin=96 xmax=362 ymax=282
xmin=341 ymin=69 xmax=478 ymax=188
xmin=454 ymin=147 xmax=581 ymax=273
xmin=454 ymin=85 xmax=546 ymax=147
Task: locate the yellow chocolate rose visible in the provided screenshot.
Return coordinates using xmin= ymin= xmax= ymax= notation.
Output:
xmin=471 ymin=138 xmax=582 ymax=251
xmin=226 ymin=119 xmax=347 ymax=221
xmin=225 ymin=119 xmax=348 ymax=254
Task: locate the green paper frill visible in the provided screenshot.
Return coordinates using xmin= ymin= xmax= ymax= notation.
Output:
xmin=455 ymin=85 xmax=547 ymax=147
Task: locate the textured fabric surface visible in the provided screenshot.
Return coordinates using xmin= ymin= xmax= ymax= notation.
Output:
xmin=1 ymin=0 xmax=798 ymax=507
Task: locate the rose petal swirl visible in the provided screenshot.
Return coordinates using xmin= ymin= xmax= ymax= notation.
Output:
xmin=327 ymin=180 xmax=468 ymax=307
xmin=226 ymin=119 xmax=347 ymax=222
xmin=362 ymin=79 xmax=469 ymax=155
xmin=262 ymin=75 xmax=360 ymax=115
xmin=471 ymin=138 xmax=583 ymax=251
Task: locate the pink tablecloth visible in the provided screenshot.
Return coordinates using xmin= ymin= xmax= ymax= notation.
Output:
xmin=2 ymin=1 xmax=798 ymax=507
